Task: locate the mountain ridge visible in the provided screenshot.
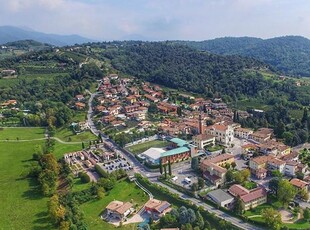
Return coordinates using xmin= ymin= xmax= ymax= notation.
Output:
xmin=0 ymin=26 xmax=96 ymax=46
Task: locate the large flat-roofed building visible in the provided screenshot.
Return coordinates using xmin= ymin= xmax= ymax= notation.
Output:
xmin=139 ymin=148 xmax=166 ymax=165
xmin=200 ymin=153 xmax=235 ymax=186
xmin=207 ymin=189 xmax=234 ymax=208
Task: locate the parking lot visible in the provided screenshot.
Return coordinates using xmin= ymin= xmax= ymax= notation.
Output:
xmin=169 ymin=161 xmax=199 ymax=189
xmin=99 ymin=158 xmax=133 ymax=173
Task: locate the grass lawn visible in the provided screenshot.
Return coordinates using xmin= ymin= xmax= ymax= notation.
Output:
xmin=243 ymin=181 xmax=257 ymax=190
xmin=53 ymin=142 xmax=83 ymax=159
xmin=71 ymin=178 xmax=92 ymax=193
xmin=284 ymin=219 xmax=310 ymax=229
xmin=55 ymin=127 xmax=97 ymax=143
xmin=126 ymin=140 xmax=168 ymax=154
xmin=81 ymin=180 xmax=148 ymax=230
xmin=0 ymin=140 xmax=55 ymax=230
xmin=0 ymin=127 xmax=45 ymax=140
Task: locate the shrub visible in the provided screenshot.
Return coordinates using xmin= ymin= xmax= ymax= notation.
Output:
xmin=78 ymin=172 xmax=90 ymax=183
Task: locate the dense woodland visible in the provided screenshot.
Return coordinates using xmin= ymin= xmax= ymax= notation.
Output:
xmin=174 ymin=36 xmax=310 ymax=76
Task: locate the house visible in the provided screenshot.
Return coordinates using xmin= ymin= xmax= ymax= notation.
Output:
xmin=75 ymin=102 xmax=86 ymax=110
xmin=200 ymin=153 xmax=235 ymax=186
xmin=267 ymin=157 xmax=286 ymax=174
xmin=234 ymin=127 xmax=253 ymax=139
xmin=192 ymin=134 xmax=215 ymax=150
xmin=144 ymin=94 xmax=159 ymax=103
xmin=228 ymin=184 xmax=267 ymax=210
xmin=290 ymin=178 xmax=309 ymax=191
xmin=284 ymin=161 xmax=299 ymax=176
xmin=144 ymin=199 xmax=171 ymax=219
xmin=241 ymin=143 xmax=257 ymax=155
xmin=206 ymin=123 xmax=234 ymax=146
xmin=249 ymin=128 xmax=273 ymax=143
xmin=249 ymin=155 xmax=274 ymax=179
xmin=104 ymin=200 xmax=134 ymax=221
xmin=207 ymin=189 xmax=234 ymax=208
xmin=75 ymin=94 xmax=85 ymax=101
xmin=126 ymin=96 xmax=137 ymax=104
xmin=1 ymin=69 xmax=16 ymax=76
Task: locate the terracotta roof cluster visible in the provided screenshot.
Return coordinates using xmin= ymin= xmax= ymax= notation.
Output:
xmin=228 ymin=184 xmax=267 ymax=204
xmin=290 ymin=178 xmax=309 ymax=189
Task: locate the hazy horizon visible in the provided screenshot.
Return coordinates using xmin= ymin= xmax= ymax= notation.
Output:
xmin=1 ymin=0 xmax=310 ymax=41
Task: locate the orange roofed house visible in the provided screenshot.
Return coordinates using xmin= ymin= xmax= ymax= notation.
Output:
xmin=228 ymin=184 xmax=267 ymax=210
xmin=200 ymin=153 xmax=235 ymax=186
xmin=144 ymin=199 xmax=171 ymax=219
xmin=104 ymin=200 xmax=134 ymax=221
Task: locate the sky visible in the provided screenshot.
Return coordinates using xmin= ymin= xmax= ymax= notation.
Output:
xmin=0 ymin=0 xmax=310 ymax=41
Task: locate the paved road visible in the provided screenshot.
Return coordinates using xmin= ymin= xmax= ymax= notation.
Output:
xmin=86 ymin=91 xmax=263 ymax=230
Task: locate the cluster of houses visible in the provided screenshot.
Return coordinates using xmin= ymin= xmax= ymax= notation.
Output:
xmin=1 ymin=99 xmax=17 ymax=108
xmin=103 ymin=198 xmax=171 ymax=223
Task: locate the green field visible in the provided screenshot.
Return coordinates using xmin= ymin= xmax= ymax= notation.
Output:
xmin=0 ymin=127 xmax=45 ymax=140
xmin=81 ymin=180 xmax=148 ymax=230
xmin=55 ymin=127 xmax=97 ymax=143
xmin=0 ymin=140 xmax=54 ymax=230
xmin=126 ymin=140 xmax=168 ymax=154
xmin=53 ymin=141 xmax=83 ymax=159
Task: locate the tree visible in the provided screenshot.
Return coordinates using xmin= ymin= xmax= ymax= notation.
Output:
xmin=271 ymin=170 xmax=282 ymax=178
xmin=181 ymin=223 xmax=193 ymax=230
xmin=195 ymin=210 xmax=204 ymax=229
xmin=191 ymin=182 xmax=199 ymax=192
xmin=269 ymin=177 xmax=281 ymax=195
xmin=187 ymin=208 xmax=196 ymax=223
xmin=82 ymin=142 xmax=85 ymax=149
xmin=234 ymin=196 xmax=244 ymax=215
xmin=204 ymin=220 xmax=211 ymax=230
xmin=303 ymin=208 xmax=310 ymax=222
xmin=168 ymin=160 xmax=172 ymax=176
xmin=191 ymin=157 xmax=199 ymax=171
xmin=231 ymin=161 xmax=236 ymax=169
xmin=300 ymin=188 xmax=309 ymax=201
xmin=225 ymin=169 xmax=234 ymax=182
xmin=261 ymin=208 xmax=282 ymax=230
xmin=160 ymin=213 xmax=177 ymax=227
xmin=198 ymin=177 xmax=205 ymax=189
xmin=177 ymin=107 xmax=182 ymax=117
xmin=148 ymin=103 xmax=158 ymax=113
xmin=277 ymin=179 xmax=297 ymax=207
xmin=78 ymin=172 xmax=90 ymax=183
xmin=159 ymin=160 xmax=163 ymax=174
xmin=240 ymin=169 xmax=250 ymax=182
xmin=179 ymin=206 xmax=188 ymax=224
xmin=301 ymin=108 xmax=308 ymax=124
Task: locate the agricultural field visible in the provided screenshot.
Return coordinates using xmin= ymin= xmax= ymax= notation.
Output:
xmin=0 ymin=140 xmax=54 ymax=230
xmin=81 ymin=180 xmax=148 ymax=230
xmin=125 ymin=140 xmax=168 ymax=154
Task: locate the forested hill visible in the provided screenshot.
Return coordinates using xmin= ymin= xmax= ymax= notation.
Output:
xmin=103 ymin=42 xmax=276 ymax=100
xmin=174 ymin=36 xmax=310 ymax=77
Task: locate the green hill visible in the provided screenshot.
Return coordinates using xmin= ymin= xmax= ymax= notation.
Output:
xmin=174 ymin=36 xmax=310 ymax=77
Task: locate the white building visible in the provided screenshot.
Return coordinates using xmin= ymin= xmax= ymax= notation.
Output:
xmin=207 ymin=189 xmax=234 ymax=208
xmin=192 ymin=134 xmax=215 ymax=150
xmin=138 ymin=147 xmax=166 ymax=165
xmin=206 ymin=123 xmax=234 ymax=146
xmin=234 ymin=127 xmax=253 ymax=139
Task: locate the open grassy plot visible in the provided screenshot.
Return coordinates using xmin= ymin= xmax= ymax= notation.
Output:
xmin=126 ymin=140 xmax=168 ymax=154
xmin=0 ymin=140 xmax=55 ymax=230
xmin=81 ymin=180 xmax=148 ymax=230
xmin=53 ymin=142 xmax=83 ymax=159
xmin=55 ymin=127 xmax=97 ymax=143
xmin=284 ymin=219 xmax=310 ymax=229
xmin=0 ymin=127 xmax=45 ymax=140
